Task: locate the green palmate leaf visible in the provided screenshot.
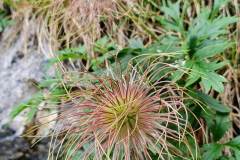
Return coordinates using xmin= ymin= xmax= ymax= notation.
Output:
xmin=189 ymin=90 xmax=230 ymax=113
xmin=201 ymin=72 xmax=227 ymax=93
xmin=158 ymin=18 xmax=182 ymax=33
xmin=188 ymin=12 xmax=236 ymax=42
xmin=161 ymin=1 xmax=180 ymax=20
xmin=211 ymin=17 xmax=238 ymax=33
xmin=233 ymin=148 xmax=240 ymax=160
xmin=188 ymin=10 xmax=211 ymax=38
xmin=189 ymin=14 xmax=237 ymax=39
xmin=183 ymin=59 xmax=227 ymax=93
xmin=221 ymin=136 xmax=240 ymax=159
xmin=185 ymin=72 xmax=200 ymax=87
xmin=203 ymin=18 xmax=237 ymax=39
xmin=206 ymin=61 xmax=228 ymax=71
xmin=225 ymin=136 xmax=240 ymax=149
xmin=159 ymin=1 xmax=185 ymax=34
xmin=211 ymin=114 xmax=232 ymax=141
xmin=202 ymin=143 xmax=223 ymax=160
xmin=168 ymin=3 xmax=236 ymax=94
xmin=185 ymin=62 xmax=203 ymax=87
xmin=194 ymin=40 xmax=233 ymax=59
xmin=153 ymin=36 xmax=181 ymax=52
xmin=200 ymin=106 xmax=231 ymax=142
xmin=201 ymin=77 xmax=212 ymax=93
xmin=202 ymin=136 xmax=240 ymax=160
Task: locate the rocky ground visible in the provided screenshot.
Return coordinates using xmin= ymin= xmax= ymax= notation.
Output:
xmin=0 ymin=127 xmax=48 ymax=160
xmin=0 ymin=21 xmax=53 ymax=159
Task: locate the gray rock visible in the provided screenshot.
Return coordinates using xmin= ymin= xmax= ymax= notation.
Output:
xmin=0 ymin=18 xmax=54 ymax=159
xmin=0 ymin=130 xmax=49 ymax=160
xmin=0 ymin=20 xmax=53 ymax=134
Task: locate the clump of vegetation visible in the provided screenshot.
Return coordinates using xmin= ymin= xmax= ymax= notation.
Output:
xmin=46 ymin=68 xmax=197 ymax=159
xmin=6 ymin=0 xmax=240 ymax=159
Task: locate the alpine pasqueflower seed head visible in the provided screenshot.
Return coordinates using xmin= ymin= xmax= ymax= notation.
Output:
xmin=49 ymin=71 xmax=195 ymax=160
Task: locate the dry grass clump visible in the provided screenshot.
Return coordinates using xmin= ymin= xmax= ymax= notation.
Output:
xmin=29 ymin=0 xmax=144 ymax=56
xmin=0 ymin=0 xmax=39 ymax=55
xmin=34 ymin=0 xmax=116 ymax=55
xmin=3 ymin=0 xmax=162 ymax=60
